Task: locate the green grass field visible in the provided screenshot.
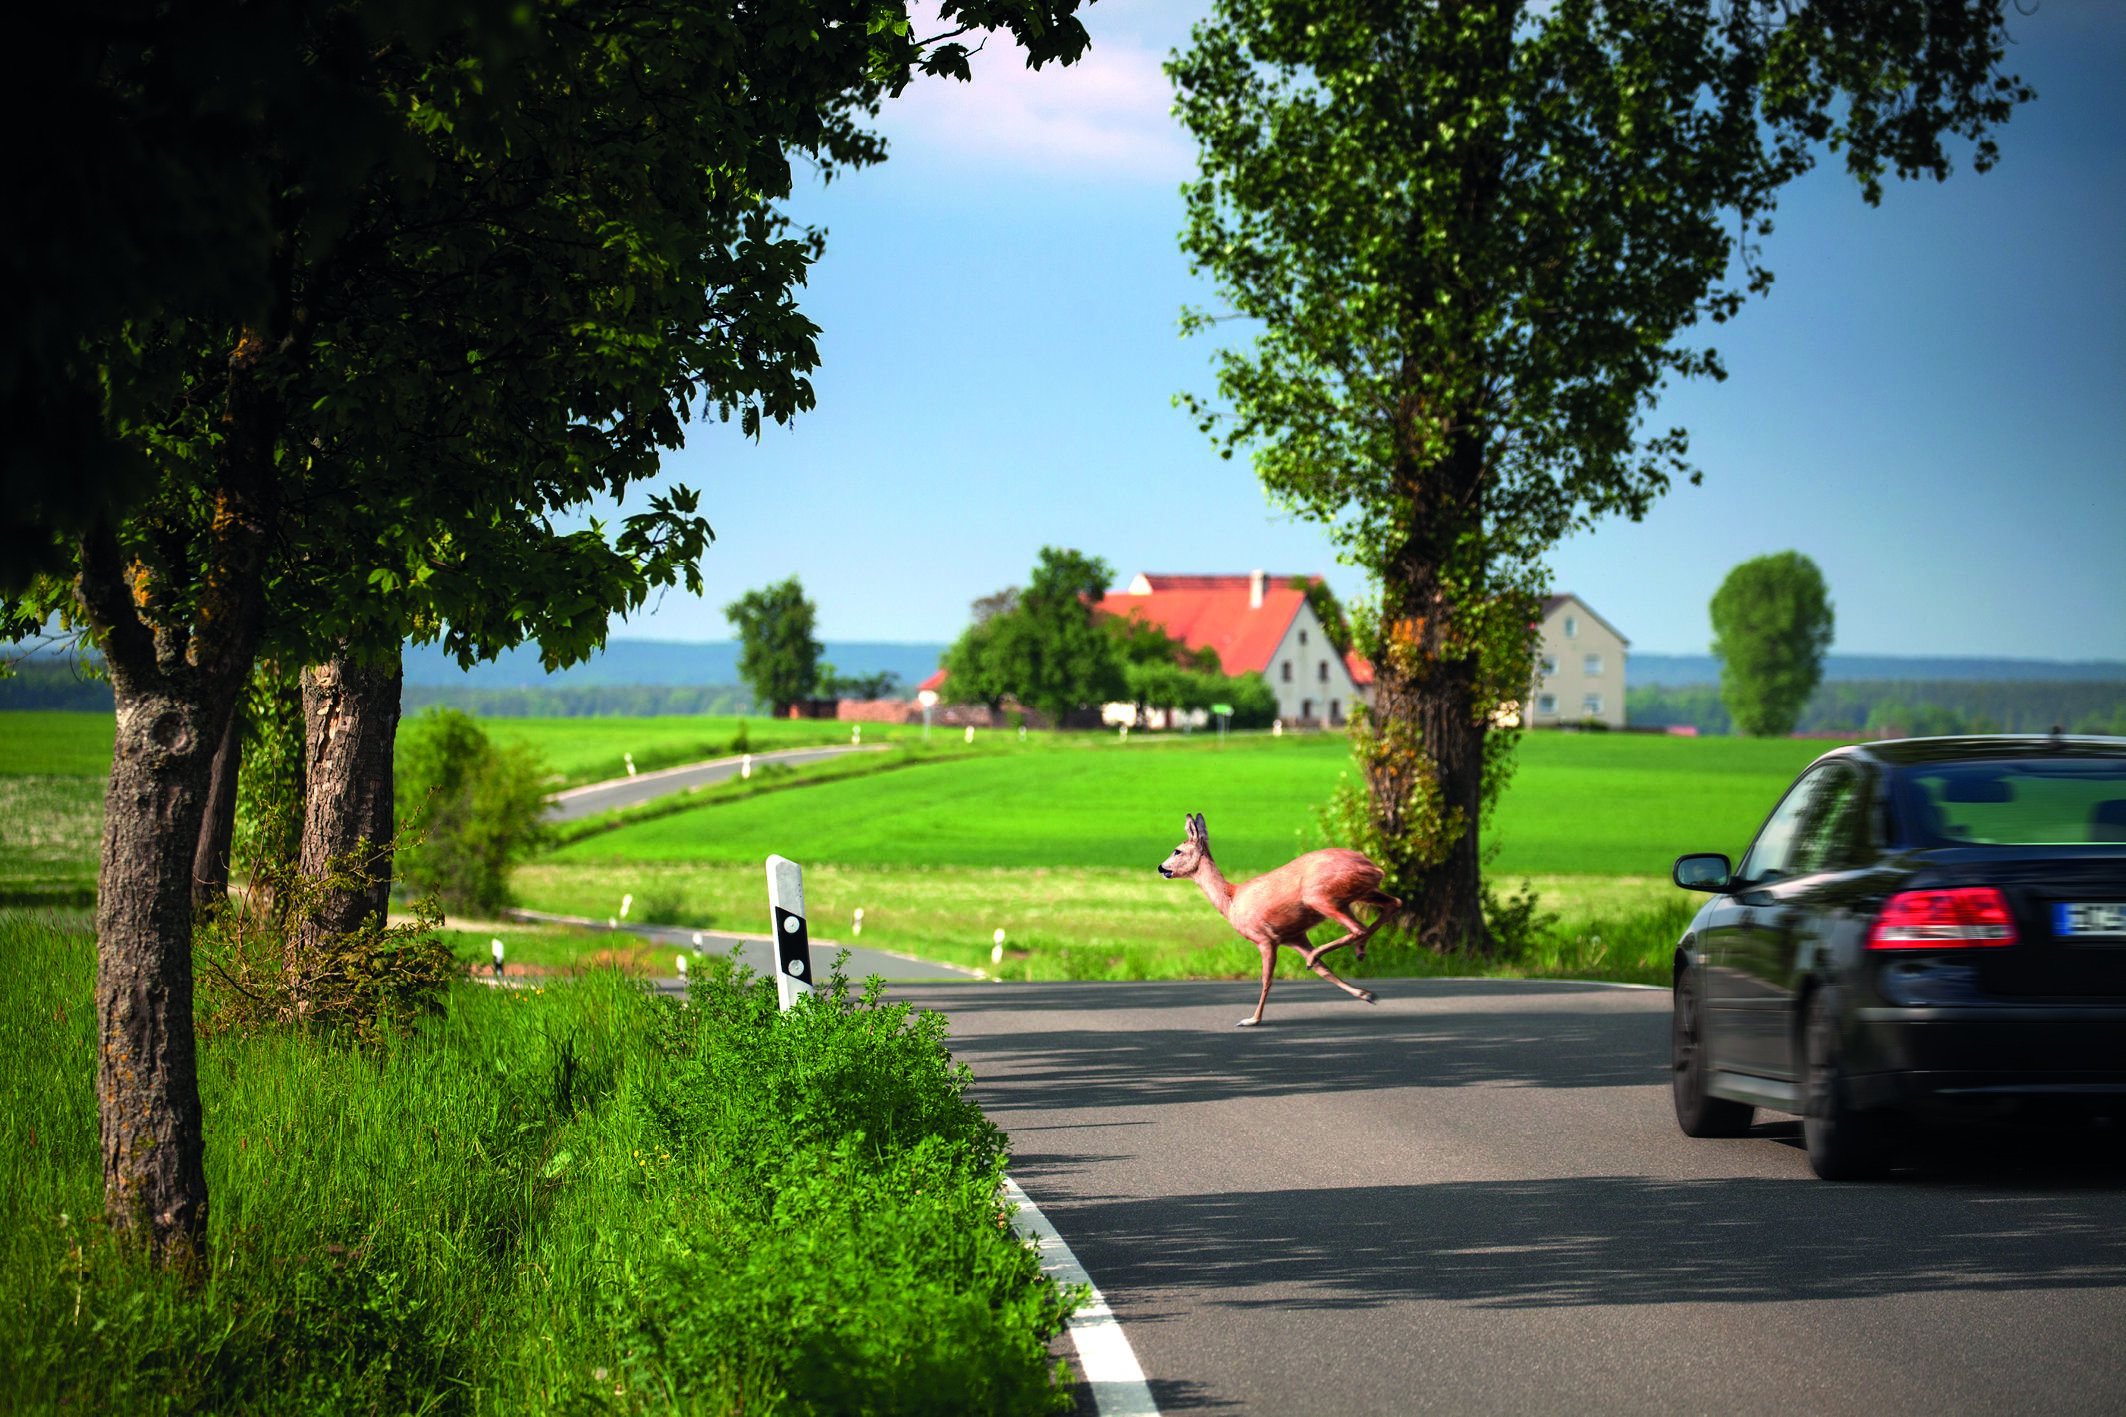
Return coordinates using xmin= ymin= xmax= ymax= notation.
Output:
xmin=0 ymin=707 xmax=1847 ymax=982
xmin=551 ymin=730 xmax=1833 ymax=877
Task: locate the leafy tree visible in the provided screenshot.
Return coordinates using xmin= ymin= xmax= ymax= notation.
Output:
xmin=728 ymin=578 xmax=825 ymax=716
xmin=938 ymin=549 xmax=1124 ymax=724
xmin=1711 ymin=551 xmax=1836 ymax=736
xmin=820 ymin=666 xmax=904 ymax=700
xmin=394 ymin=709 xmax=551 ymax=915
xmin=5 ymin=0 xmax=1093 ymax=1272
xmin=1170 ymin=0 xmax=2031 ymax=951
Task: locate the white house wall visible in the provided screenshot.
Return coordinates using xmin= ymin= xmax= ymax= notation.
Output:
xmin=1524 ymin=594 xmax=1629 ymax=729
xmin=1266 ymin=604 xmax=1363 ymax=724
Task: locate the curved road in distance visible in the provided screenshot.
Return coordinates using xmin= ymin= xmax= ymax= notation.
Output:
xmin=545 ymin=743 xmax=884 ymax=822
xmin=894 ymin=977 xmax=2126 ymax=1417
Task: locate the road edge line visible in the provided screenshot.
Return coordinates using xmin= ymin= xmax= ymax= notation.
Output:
xmin=1003 ymin=1175 xmax=1159 ymax=1417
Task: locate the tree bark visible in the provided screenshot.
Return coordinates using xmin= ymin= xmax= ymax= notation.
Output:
xmin=77 ymin=327 xmax=279 ymax=1272
xmin=190 ymin=701 xmax=243 ymax=913
xmin=93 ymin=678 xmax=220 ymax=1275
xmin=294 ymin=645 xmax=403 ymax=958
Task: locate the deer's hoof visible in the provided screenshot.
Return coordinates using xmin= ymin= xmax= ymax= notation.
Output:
xmin=1235 ymin=1017 xmax=1260 ymax=1028
xmin=1357 ymin=990 xmax=1376 ymax=1004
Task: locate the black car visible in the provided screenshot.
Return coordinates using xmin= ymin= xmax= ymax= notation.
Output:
xmin=1669 ymin=735 xmax=2126 ymax=1180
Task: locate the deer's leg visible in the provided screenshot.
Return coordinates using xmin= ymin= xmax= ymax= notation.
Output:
xmin=1307 ymin=954 xmax=1376 ymax=1005
xmin=1301 ymin=902 xmax=1385 ymax=966
xmin=1238 ymin=940 xmax=1276 ymax=1027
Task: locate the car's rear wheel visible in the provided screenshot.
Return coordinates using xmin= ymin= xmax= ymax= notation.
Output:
xmin=1803 ymin=988 xmax=1896 ymax=1181
xmin=1674 ymin=964 xmax=1753 ymax=1137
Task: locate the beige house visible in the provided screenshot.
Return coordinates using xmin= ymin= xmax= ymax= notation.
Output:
xmin=1524 ymin=593 xmax=1629 ymax=729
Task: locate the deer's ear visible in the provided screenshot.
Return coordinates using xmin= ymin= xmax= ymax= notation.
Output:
xmin=1190 ymin=812 xmax=1207 ymax=840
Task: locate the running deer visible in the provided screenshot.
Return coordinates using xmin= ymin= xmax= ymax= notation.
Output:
xmin=1158 ymin=812 xmax=1402 ymax=1027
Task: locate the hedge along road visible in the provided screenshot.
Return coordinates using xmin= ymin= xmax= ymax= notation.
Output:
xmin=544 ymin=743 xmax=886 ymax=822
xmin=893 ymin=977 xmax=2126 ymax=1417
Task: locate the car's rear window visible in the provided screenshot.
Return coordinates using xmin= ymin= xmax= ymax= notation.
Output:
xmin=1898 ymin=758 xmax=2126 ymax=847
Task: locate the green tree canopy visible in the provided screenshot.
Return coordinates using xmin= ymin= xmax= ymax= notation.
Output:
xmin=939 ymin=549 xmax=1124 ymax=724
xmin=728 ymin=577 xmax=824 ymax=716
xmin=1711 ymin=551 xmax=1836 ymax=737
xmin=1170 ymin=0 xmax=2030 ymax=950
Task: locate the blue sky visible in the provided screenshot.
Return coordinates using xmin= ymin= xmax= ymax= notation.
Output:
xmin=618 ymin=0 xmax=2125 ymax=660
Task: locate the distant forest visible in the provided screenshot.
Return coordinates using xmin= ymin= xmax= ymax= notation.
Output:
xmin=10 ymin=656 xmax=2126 ymax=734
xmin=0 ymin=660 xmax=759 ymax=718
xmin=1628 ymin=680 xmax=2126 ymax=737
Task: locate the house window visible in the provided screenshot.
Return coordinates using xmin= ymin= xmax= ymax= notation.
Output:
xmin=1564 ymin=615 xmax=1579 ymax=638
xmin=1301 ymin=699 xmax=1314 ymax=720
xmin=1584 ymin=652 xmax=1603 ymax=676
xmin=1317 ymin=661 xmax=1329 ymax=682
xmin=1329 ymin=699 xmax=1342 ymax=724
xmin=1536 ymin=693 xmax=1558 ymax=716
xmin=1299 ymin=629 xmax=1308 ymax=647
xmin=1539 ymin=654 xmax=1558 ymax=677
xmin=1583 ymin=693 xmax=1604 ymax=716
xmin=1281 ymin=661 xmax=1293 ymax=682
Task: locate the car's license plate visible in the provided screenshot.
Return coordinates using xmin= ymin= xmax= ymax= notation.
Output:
xmin=2055 ymin=902 xmax=2126 ymax=938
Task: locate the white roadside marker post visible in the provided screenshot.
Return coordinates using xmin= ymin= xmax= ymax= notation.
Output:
xmin=620 ymin=893 xmax=633 ymax=921
xmin=852 ymin=724 xmax=862 ymax=745
xmin=490 ymin=939 xmax=505 ymax=981
xmin=992 ymin=927 xmax=1006 ymax=965
xmin=964 ymin=724 xmax=974 ymax=744
xmin=625 ymin=751 xmax=637 ymax=777
xmin=766 ymin=854 xmax=815 ymax=1011
xmin=852 ymin=907 xmax=864 ymax=938
xmin=741 ymin=753 xmax=753 ymax=780
xmin=676 ymin=954 xmax=687 ymax=984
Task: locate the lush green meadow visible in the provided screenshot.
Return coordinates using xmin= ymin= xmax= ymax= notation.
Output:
xmin=0 ymin=707 xmax=1845 ymax=983
xmin=552 ymin=729 xmax=1830 ymax=878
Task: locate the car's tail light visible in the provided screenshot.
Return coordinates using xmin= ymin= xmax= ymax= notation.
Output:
xmin=1867 ymin=887 xmax=2019 ymax=950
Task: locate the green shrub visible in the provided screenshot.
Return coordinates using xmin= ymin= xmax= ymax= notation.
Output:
xmin=0 ymin=917 xmax=1077 ymax=1413
xmin=394 ymin=708 xmax=550 ymax=915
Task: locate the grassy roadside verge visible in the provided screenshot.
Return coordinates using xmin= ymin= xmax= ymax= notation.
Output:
xmin=1 ymin=913 xmax=1078 ymax=1413
xmin=511 ymin=862 xmax=1696 ymax=987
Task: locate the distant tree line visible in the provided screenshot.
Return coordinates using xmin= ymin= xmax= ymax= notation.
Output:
xmin=1628 ymin=681 xmax=2126 ymax=738
xmin=402 ymin=684 xmax=755 ymax=719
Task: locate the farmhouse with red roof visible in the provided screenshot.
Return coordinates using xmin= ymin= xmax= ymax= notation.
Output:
xmin=1106 ymin=570 xmax=1369 ymax=726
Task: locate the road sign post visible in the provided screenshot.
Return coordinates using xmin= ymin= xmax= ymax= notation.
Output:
xmin=765 ymin=854 xmax=815 ymax=1010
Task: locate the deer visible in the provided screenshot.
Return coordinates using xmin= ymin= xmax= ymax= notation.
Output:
xmin=1158 ymin=812 xmax=1402 ymax=1027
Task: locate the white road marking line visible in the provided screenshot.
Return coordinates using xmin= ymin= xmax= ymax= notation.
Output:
xmin=1004 ymin=1175 xmax=1159 ymax=1417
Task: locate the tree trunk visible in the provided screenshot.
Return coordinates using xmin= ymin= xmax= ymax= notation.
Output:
xmin=1408 ymin=652 xmax=1487 ymax=951
xmin=294 ymin=646 xmax=404 ymax=957
xmin=190 ymin=701 xmax=243 ymax=913
xmin=75 ymin=325 xmax=278 ymax=1272
xmin=94 ymin=683 xmax=220 ymax=1275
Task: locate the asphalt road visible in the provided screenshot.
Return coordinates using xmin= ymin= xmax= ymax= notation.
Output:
xmin=544 ymin=743 xmax=883 ymax=822
xmin=893 ymin=977 xmax=2126 ymax=1416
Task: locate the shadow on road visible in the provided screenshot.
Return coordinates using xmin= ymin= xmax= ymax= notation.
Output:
xmin=935 ymin=994 xmax=1670 ymax=1110
xmin=1051 ymin=1129 xmax=2126 ymax=1316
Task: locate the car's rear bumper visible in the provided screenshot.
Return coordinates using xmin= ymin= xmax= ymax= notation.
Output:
xmin=1849 ymin=1004 xmax=2126 ymax=1110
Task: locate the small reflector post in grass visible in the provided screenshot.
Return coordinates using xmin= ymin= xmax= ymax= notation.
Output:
xmin=766 ymin=854 xmax=814 ymax=1011
xmin=491 ymin=939 xmax=505 ymax=980
xmin=624 ymin=751 xmax=637 ymax=777
xmin=620 ymin=893 xmax=633 ymax=920
xmin=992 ymin=928 xmax=1006 ymax=965
xmin=741 ymin=753 xmax=752 ymax=780
xmin=852 ymin=907 xmax=864 ymax=938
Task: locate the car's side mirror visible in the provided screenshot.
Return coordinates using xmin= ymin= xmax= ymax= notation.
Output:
xmin=1672 ymin=853 xmax=1733 ymax=893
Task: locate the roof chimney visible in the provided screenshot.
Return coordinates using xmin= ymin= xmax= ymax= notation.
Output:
xmin=1249 ymin=569 xmax=1266 ymax=608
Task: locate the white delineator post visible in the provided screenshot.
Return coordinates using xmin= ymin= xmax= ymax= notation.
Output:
xmin=766 ymin=854 xmax=815 ymax=1010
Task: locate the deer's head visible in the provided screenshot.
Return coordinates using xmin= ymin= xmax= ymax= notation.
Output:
xmin=1158 ymin=812 xmax=1210 ymax=878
